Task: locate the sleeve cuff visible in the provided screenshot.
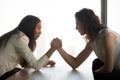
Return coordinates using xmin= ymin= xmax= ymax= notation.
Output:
xmin=37 ymin=55 xmax=49 ymax=70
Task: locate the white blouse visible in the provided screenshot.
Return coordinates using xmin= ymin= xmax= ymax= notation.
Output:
xmin=0 ymin=31 xmax=49 ymax=76
xmin=89 ymin=28 xmax=120 ymax=70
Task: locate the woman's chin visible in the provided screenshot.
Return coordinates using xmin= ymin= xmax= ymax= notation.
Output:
xmin=35 ymin=36 xmax=40 ymax=40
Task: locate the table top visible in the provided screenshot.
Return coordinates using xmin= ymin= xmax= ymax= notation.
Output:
xmin=6 ymin=64 xmax=94 ymax=80
xmin=6 ymin=67 xmax=44 ymax=80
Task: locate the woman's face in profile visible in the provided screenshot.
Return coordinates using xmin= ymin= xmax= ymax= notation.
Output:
xmin=76 ymin=19 xmax=85 ymax=35
xmin=34 ymin=22 xmax=42 ymax=40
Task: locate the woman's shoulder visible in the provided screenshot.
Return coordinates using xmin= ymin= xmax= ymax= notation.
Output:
xmin=10 ymin=31 xmax=29 ymax=43
xmin=99 ymin=28 xmax=109 ymax=34
xmin=98 ymin=28 xmax=115 ymax=37
xmin=98 ymin=28 xmax=120 ymax=42
xmin=18 ymin=31 xmax=29 ymax=43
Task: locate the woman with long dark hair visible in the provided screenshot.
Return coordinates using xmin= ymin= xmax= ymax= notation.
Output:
xmin=0 ymin=15 xmax=56 ymax=79
xmin=52 ymin=8 xmax=120 ymax=80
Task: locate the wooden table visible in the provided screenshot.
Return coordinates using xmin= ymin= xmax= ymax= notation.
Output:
xmin=6 ymin=67 xmax=43 ymax=80
xmin=6 ymin=65 xmax=94 ymax=80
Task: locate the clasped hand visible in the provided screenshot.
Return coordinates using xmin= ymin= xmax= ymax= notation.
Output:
xmin=51 ymin=38 xmax=62 ymax=50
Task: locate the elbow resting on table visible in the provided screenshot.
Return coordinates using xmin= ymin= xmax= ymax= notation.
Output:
xmin=71 ymin=63 xmax=79 ymax=70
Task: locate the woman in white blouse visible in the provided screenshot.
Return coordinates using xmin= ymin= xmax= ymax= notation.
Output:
xmin=0 ymin=15 xmax=56 ymax=79
xmin=52 ymin=8 xmax=120 ymax=80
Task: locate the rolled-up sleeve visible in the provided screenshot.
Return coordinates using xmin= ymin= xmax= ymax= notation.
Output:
xmin=14 ymin=36 xmax=49 ymax=70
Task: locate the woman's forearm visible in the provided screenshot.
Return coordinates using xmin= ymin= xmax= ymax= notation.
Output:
xmin=57 ymin=44 xmax=92 ymax=69
xmin=57 ymin=48 xmax=78 ymax=69
xmin=46 ymin=47 xmax=56 ymax=58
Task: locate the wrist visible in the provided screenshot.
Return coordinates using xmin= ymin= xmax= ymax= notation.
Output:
xmin=50 ymin=47 xmax=56 ymax=51
xmin=57 ymin=47 xmax=63 ymax=51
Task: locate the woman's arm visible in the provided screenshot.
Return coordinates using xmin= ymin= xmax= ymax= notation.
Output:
xmin=52 ymin=38 xmax=93 ymax=69
xmin=45 ymin=47 xmax=56 ymax=58
xmin=14 ymin=37 xmax=56 ymax=70
xmin=95 ymin=32 xmax=116 ymax=73
xmin=20 ymin=57 xmax=56 ymax=68
xmin=19 ymin=44 xmax=56 ymax=68
xmin=58 ymin=44 xmax=92 ymax=69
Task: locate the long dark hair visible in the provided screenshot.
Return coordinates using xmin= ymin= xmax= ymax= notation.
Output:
xmin=75 ymin=8 xmax=107 ymax=41
xmin=0 ymin=15 xmax=41 ymax=51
